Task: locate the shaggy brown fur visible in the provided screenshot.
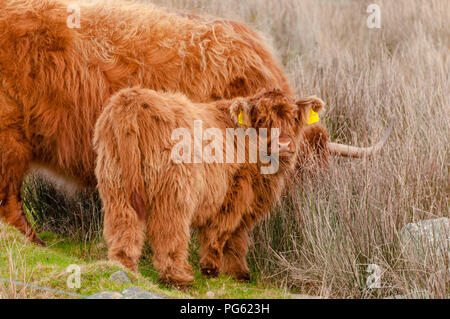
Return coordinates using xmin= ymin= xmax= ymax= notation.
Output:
xmin=0 ymin=0 xmax=330 ymax=243
xmin=94 ymin=87 xmax=324 ymax=285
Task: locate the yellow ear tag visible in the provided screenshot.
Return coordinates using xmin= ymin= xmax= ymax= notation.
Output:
xmin=307 ymin=109 xmax=320 ymax=125
xmin=238 ymin=110 xmax=245 ymax=126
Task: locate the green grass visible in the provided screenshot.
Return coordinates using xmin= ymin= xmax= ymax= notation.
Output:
xmin=0 ymin=223 xmax=291 ymax=299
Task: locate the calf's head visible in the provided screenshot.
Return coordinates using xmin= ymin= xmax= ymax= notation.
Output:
xmin=230 ymin=89 xmax=324 ymax=165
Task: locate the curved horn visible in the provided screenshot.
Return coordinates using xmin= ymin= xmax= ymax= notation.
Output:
xmin=328 ymin=117 xmax=395 ymax=158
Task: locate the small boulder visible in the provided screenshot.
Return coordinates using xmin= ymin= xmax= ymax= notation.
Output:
xmin=86 ymin=291 xmax=123 ymax=299
xmin=122 ymin=287 xmax=166 ymax=299
xmin=109 ymin=270 xmax=132 ymax=285
xmin=400 ymin=217 xmax=449 ymax=264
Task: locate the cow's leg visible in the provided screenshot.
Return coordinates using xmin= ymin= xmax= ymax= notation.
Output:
xmin=220 ymin=223 xmax=252 ymax=282
xmin=198 ymin=172 xmax=254 ymax=279
xmin=103 ymin=197 xmax=147 ymax=272
xmin=0 ymin=94 xmax=43 ymax=245
xmin=147 ymin=208 xmax=194 ymax=287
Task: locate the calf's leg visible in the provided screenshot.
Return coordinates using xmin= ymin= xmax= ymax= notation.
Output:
xmin=198 ymin=225 xmax=231 ymax=278
xmin=220 ymin=224 xmax=251 ymax=282
xmin=102 ymin=192 xmax=147 ymax=272
xmin=147 ymin=206 xmax=194 ymax=287
xmin=198 ymin=172 xmax=254 ymax=279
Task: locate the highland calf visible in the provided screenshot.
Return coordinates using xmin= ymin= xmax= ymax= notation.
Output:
xmin=94 ymin=88 xmax=324 ymax=285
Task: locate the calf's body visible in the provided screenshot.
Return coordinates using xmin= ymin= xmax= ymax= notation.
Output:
xmin=94 ymin=87 xmax=324 ymax=284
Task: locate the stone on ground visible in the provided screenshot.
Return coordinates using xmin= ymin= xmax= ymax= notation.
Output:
xmin=109 ymin=270 xmax=132 ymax=285
xmin=399 ymin=217 xmax=449 ymax=264
xmin=122 ymin=287 xmax=166 ymax=299
xmin=86 ymin=291 xmax=124 ymax=299
xmin=86 ymin=287 xmax=166 ymax=299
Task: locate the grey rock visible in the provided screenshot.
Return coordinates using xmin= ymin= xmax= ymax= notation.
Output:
xmin=109 ymin=270 xmax=132 ymax=285
xmin=86 ymin=287 xmax=166 ymax=299
xmin=400 ymin=217 xmax=449 ymax=263
xmin=86 ymin=291 xmax=123 ymax=299
xmin=122 ymin=287 xmax=166 ymax=299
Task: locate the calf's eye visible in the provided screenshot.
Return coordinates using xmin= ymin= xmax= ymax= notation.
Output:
xmin=255 ymin=119 xmax=264 ymax=127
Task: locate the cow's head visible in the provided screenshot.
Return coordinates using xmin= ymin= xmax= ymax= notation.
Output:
xmin=230 ymin=89 xmax=395 ymax=173
xmin=230 ymin=89 xmax=324 ymax=164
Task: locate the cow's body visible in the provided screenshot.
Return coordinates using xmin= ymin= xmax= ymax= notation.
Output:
xmin=94 ymin=87 xmax=323 ymax=284
xmin=0 ymin=0 xmax=307 ymax=243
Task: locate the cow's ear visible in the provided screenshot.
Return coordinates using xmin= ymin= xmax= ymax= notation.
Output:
xmin=230 ymin=98 xmax=251 ymax=128
xmin=295 ymin=95 xmax=325 ymax=125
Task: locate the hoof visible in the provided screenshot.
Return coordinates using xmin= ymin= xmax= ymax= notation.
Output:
xmin=158 ymin=278 xmax=193 ymax=291
xmin=109 ymin=253 xmax=138 ymax=272
xmin=235 ymin=272 xmax=250 ymax=282
xmin=201 ymin=267 xmax=219 ymax=279
xmin=173 ymin=283 xmax=192 ymax=292
xmin=30 ymin=234 xmax=46 ymax=247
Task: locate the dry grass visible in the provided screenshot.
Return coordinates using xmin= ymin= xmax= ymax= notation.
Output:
xmin=22 ymin=0 xmax=449 ymax=298
xmin=23 ymin=176 xmax=103 ymax=242
xmin=148 ymin=0 xmax=449 ymax=298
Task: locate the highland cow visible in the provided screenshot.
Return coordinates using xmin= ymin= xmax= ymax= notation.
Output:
xmin=0 ymin=0 xmax=295 ymax=244
xmin=94 ymin=87 xmax=325 ymax=285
